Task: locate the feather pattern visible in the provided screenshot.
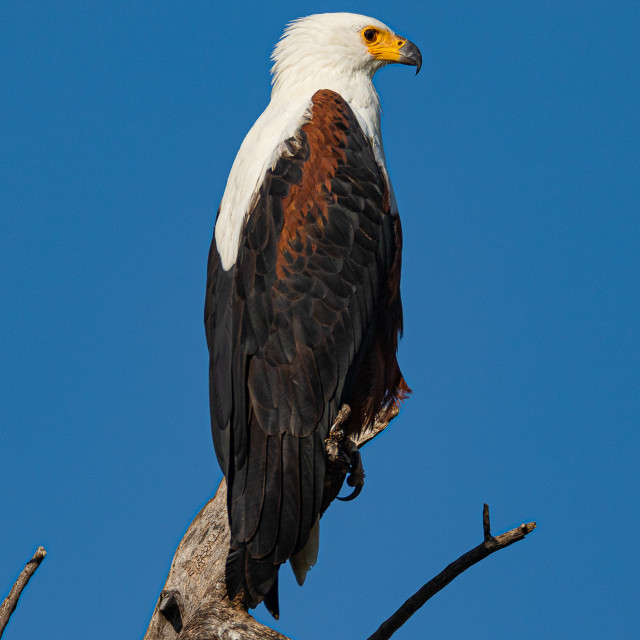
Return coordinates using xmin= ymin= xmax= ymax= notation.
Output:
xmin=205 ymin=89 xmax=408 ymax=613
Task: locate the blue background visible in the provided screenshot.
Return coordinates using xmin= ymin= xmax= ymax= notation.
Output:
xmin=2 ymin=2 xmax=638 ymax=638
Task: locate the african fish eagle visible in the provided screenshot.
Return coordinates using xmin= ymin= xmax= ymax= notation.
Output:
xmin=205 ymin=12 xmax=421 ymax=618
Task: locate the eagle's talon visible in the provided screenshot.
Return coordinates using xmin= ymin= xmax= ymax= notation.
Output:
xmin=336 ymin=440 xmax=365 ymax=500
xmin=325 ymin=403 xmax=365 ymax=500
xmin=325 ymin=434 xmax=350 ymax=465
xmin=336 ymin=483 xmax=363 ymax=501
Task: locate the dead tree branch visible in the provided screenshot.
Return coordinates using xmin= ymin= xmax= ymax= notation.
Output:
xmin=365 ymin=504 xmax=537 ymax=640
xmin=0 ymin=546 xmax=47 ymax=638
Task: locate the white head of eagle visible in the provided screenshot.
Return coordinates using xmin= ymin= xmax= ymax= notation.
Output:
xmin=205 ymin=12 xmax=420 ymax=619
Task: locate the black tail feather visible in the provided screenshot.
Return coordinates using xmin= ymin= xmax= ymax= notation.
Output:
xmin=225 ymin=544 xmax=280 ymax=618
xmin=263 ymin=572 xmax=280 ymax=619
xmin=225 ymin=547 xmax=246 ymax=602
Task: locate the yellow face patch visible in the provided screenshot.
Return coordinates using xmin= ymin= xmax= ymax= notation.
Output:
xmin=360 ymin=25 xmax=408 ymax=63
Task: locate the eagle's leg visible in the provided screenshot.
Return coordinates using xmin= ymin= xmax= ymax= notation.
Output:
xmin=325 ymin=404 xmax=352 ymax=466
xmin=324 ymin=404 xmax=365 ymax=501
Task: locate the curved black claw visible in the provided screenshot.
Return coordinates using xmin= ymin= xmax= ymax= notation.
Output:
xmin=337 ymin=483 xmax=363 ymax=501
xmin=336 ymin=442 xmax=365 ymax=501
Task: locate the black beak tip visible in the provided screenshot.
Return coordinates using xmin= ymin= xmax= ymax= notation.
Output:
xmin=399 ymin=40 xmax=423 ymax=76
xmin=412 ymin=47 xmax=423 ymax=75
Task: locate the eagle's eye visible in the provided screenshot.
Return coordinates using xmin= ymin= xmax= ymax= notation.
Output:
xmin=362 ymin=27 xmax=379 ymax=44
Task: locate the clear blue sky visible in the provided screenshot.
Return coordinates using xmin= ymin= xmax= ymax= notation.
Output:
xmin=2 ymin=2 xmax=638 ymax=638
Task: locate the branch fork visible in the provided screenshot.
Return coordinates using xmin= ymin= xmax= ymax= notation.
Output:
xmin=365 ymin=504 xmax=537 ymax=640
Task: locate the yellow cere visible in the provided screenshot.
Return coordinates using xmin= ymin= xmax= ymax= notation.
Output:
xmin=360 ymin=26 xmax=407 ymax=63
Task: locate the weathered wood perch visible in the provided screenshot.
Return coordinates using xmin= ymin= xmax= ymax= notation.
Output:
xmin=0 ymin=546 xmax=47 ymax=638
xmin=144 ymin=406 xmax=536 ymax=640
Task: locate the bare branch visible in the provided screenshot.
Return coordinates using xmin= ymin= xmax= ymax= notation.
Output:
xmin=0 ymin=546 xmax=47 ymax=638
xmin=483 ymin=502 xmax=491 ymax=541
xmin=365 ymin=505 xmax=537 ymax=640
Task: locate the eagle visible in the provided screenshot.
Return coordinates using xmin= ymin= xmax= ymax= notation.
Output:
xmin=205 ymin=13 xmax=421 ymax=618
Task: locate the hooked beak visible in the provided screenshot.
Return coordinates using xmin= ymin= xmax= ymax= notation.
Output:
xmin=398 ymin=39 xmax=422 ymax=74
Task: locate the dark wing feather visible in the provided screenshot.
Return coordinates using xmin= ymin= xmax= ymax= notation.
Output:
xmin=205 ymin=89 xmax=407 ymax=612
